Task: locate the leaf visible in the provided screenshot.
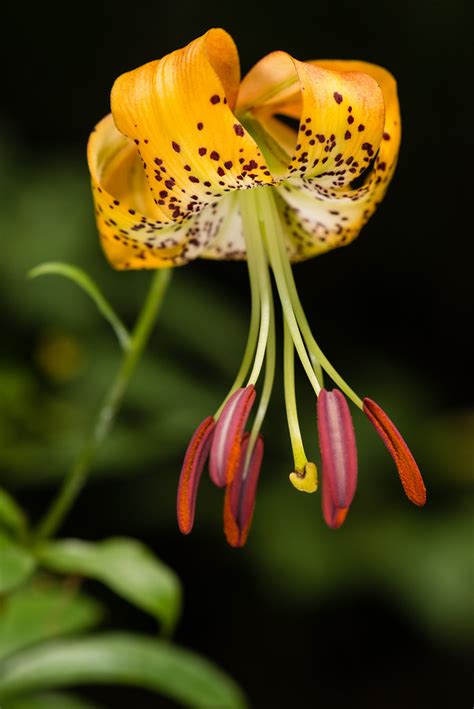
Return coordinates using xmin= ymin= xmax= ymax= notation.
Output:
xmin=0 ymin=580 xmax=103 ymax=660
xmin=28 ymin=262 xmax=131 ymax=351
xmin=0 ymin=534 xmax=35 ymax=594
xmin=0 ymin=633 xmax=248 ymax=708
xmin=38 ymin=538 xmax=181 ymax=634
xmin=1 ymin=691 xmax=102 ymax=709
xmin=0 ymin=489 xmax=27 ymax=539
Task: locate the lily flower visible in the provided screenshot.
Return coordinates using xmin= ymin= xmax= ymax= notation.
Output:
xmin=88 ymin=28 xmax=426 ymax=546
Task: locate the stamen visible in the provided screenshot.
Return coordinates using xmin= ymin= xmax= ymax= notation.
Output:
xmin=258 ymin=186 xmax=363 ymax=410
xmin=284 ymin=316 xmax=318 ymax=492
xmin=209 ymin=386 xmax=256 ymax=487
xmin=363 ymin=398 xmax=426 ymax=506
xmin=177 ymin=415 xmax=215 ymax=534
xmin=254 ymin=188 xmax=322 ymax=396
xmin=223 ymin=433 xmax=264 ymax=547
xmin=317 ymin=389 xmax=358 ymax=522
xmin=322 ymin=473 xmax=349 ymax=529
xmin=214 ymin=223 xmax=261 ymax=420
xmin=243 ymin=283 xmax=275 ymax=475
xmin=239 ymin=188 xmax=273 ymax=389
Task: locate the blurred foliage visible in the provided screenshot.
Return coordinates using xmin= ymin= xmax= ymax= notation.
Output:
xmin=0 ymin=129 xmax=473 ymax=707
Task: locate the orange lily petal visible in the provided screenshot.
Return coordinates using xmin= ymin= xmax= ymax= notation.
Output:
xmin=238 ymin=53 xmax=398 ymax=260
xmin=111 ymin=29 xmax=274 ymax=221
xmin=88 ymin=114 xmax=194 ymax=269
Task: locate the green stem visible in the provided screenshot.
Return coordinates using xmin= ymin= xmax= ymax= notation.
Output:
xmin=261 ymin=188 xmax=363 ymax=410
xmin=35 ymin=269 xmax=172 ymax=542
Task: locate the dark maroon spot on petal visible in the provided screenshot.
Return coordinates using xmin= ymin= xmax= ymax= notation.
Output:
xmin=383 ymin=132 xmax=391 ymax=140
xmin=210 ymin=95 xmax=220 ymax=104
xmin=233 ymin=124 xmax=245 ymax=137
xmin=358 ymin=124 xmax=365 ymax=132
xmin=333 ymin=92 xmax=343 ymax=104
xmin=344 ymin=130 xmax=352 ymax=140
xmin=210 ymin=151 xmax=220 ymax=161
xmin=198 ymin=147 xmax=207 ymax=156
xmin=172 ymin=141 xmax=180 ymax=153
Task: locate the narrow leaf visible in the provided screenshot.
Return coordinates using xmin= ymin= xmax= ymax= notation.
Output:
xmin=38 ymin=538 xmax=181 ymax=633
xmin=0 ymin=489 xmax=27 ymax=540
xmin=1 ymin=690 xmax=101 ymax=709
xmin=28 ymin=262 xmax=131 ymax=351
xmin=0 ymin=633 xmax=248 ymax=708
xmin=0 ymin=534 xmax=35 ymax=594
xmin=0 ymin=581 xmax=103 ymax=660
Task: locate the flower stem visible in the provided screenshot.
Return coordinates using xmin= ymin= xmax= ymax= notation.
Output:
xmin=34 ymin=268 xmax=172 ymax=542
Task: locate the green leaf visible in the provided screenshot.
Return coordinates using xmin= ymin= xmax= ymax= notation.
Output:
xmin=28 ymin=262 xmax=131 ymax=351
xmin=0 ymin=489 xmax=27 ymax=539
xmin=0 ymin=580 xmax=103 ymax=660
xmin=0 ymin=633 xmax=248 ymax=709
xmin=0 ymin=534 xmax=35 ymax=594
xmin=38 ymin=538 xmax=181 ymax=633
xmin=2 ymin=691 xmax=102 ymax=709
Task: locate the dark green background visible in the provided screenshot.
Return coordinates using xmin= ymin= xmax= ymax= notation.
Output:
xmin=0 ymin=0 xmax=472 ymax=706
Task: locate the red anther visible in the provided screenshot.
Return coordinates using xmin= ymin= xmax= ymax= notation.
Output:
xmin=177 ymin=415 xmax=215 ymax=534
xmin=363 ymin=398 xmax=426 ymax=506
xmin=317 ymin=388 xmax=358 ymax=528
xmin=224 ymin=433 xmax=264 ymax=547
xmin=209 ymin=385 xmax=256 ymax=487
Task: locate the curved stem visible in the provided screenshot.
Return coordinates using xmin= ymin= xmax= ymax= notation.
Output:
xmin=34 ymin=269 xmax=172 ymax=542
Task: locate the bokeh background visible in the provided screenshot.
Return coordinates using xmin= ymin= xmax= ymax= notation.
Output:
xmin=0 ymin=0 xmax=472 ymax=706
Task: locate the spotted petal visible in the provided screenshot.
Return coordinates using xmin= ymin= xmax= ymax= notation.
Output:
xmin=88 ymin=29 xmax=275 ymax=270
xmin=238 ymin=54 xmax=398 ymax=261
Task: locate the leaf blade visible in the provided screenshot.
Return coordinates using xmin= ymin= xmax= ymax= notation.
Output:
xmin=0 ymin=534 xmax=35 ymax=594
xmin=0 ymin=580 xmax=103 ymax=661
xmin=28 ymin=262 xmax=131 ymax=351
xmin=38 ymin=538 xmax=181 ymax=633
xmin=0 ymin=633 xmax=248 ymax=709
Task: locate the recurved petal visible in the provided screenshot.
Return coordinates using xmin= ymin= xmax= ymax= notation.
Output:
xmin=88 ymin=114 xmax=191 ymax=269
xmin=238 ymin=53 xmax=398 ymax=261
xmin=177 ymin=415 xmax=215 ymax=534
xmin=363 ymin=398 xmax=426 ymax=506
xmin=111 ymin=28 xmax=274 ymax=225
xmin=224 ymin=433 xmax=264 ymax=547
xmin=88 ymin=116 xmax=252 ymax=269
xmin=238 ymin=51 xmax=385 ymax=185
